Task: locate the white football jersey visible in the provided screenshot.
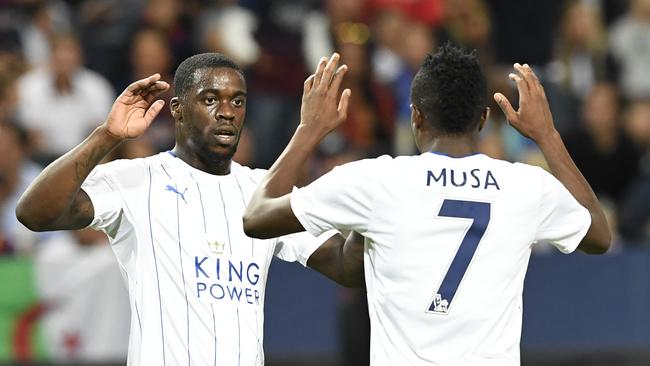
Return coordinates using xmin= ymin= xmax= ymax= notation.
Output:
xmin=290 ymin=152 xmax=591 ymax=365
xmin=82 ymin=151 xmax=331 ymax=366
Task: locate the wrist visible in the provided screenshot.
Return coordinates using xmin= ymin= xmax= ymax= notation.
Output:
xmin=95 ymin=125 xmax=126 ymax=147
xmin=293 ymin=124 xmax=327 ymax=151
xmin=534 ymin=128 xmax=561 ymax=150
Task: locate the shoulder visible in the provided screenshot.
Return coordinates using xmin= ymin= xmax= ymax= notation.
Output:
xmin=17 ymin=68 xmax=48 ymax=92
xmin=334 ymin=154 xmax=394 ymax=174
xmin=231 ymin=162 xmax=267 ymax=185
xmin=91 ymin=153 xmax=165 ymax=182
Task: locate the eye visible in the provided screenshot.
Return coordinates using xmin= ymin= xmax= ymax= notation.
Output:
xmin=232 ymin=98 xmax=244 ymax=107
xmin=205 ymin=96 xmax=217 ymax=105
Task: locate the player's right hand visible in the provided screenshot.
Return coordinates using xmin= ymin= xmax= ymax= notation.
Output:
xmin=299 ymin=53 xmax=351 ymax=139
xmin=104 ymin=74 xmax=170 ymax=139
xmin=493 ymin=64 xmax=557 ymax=143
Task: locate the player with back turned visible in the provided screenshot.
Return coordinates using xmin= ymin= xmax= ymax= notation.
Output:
xmin=16 ymin=53 xmax=364 ymax=365
xmin=243 ymin=44 xmax=612 ymax=365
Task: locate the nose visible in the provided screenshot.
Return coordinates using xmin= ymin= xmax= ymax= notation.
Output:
xmin=216 ymin=101 xmax=235 ymax=121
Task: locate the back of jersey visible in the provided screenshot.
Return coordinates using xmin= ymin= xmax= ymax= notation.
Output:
xmin=290 ymin=152 xmax=590 ymax=365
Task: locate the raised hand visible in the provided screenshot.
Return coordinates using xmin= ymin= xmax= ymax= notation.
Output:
xmin=104 ymin=74 xmax=170 ymax=140
xmin=300 ymin=53 xmax=351 ymax=138
xmin=493 ymin=64 xmax=556 ymax=143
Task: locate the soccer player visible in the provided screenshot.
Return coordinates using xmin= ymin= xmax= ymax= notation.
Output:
xmin=243 ymin=45 xmax=612 ymax=364
xmin=16 ymin=53 xmax=363 ymax=365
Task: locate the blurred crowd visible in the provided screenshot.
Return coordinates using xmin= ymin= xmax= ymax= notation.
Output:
xmin=0 ymin=0 xmax=649 ymax=363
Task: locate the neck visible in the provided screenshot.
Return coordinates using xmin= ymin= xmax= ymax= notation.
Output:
xmin=419 ymin=134 xmax=479 ymax=157
xmin=171 ymin=146 xmax=232 ymax=175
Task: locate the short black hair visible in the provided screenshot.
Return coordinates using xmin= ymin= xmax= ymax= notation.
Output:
xmin=173 ymin=53 xmax=244 ymax=99
xmin=410 ymin=42 xmax=487 ymax=134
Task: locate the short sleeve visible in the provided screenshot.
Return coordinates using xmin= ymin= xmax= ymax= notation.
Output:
xmin=273 ymin=230 xmax=339 ymax=267
xmin=290 ymin=158 xmax=381 ymax=237
xmin=534 ymin=168 xmax=591 ymax=254
xmin=81 ymin=159 xmax=145 ymax=236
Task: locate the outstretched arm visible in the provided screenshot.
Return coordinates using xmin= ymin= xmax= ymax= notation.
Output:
xmin=308 ymin=231 xmax=365 ymax=288
xmin=16 ymin=74 xmax=169 ymax=231
xmin=243 ymin=53 xmax=350 ymax=238
xmin=494 ymin=64 xmax=611 ymax=254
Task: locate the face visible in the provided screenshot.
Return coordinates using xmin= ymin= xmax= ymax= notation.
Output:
xmin=172 ymin=67 xmax=247 ymax=162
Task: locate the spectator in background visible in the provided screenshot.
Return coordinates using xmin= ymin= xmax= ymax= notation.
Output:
xmin=394 ymin=21 xmax=435 ymax=155
xmin=337 ymin=41 xmax=395 ymax=154
xmin=442 ymin=0 xmax=492 ymax=58
xmin=564 ymin=83 xmax=641 ymax=206
xmin=618 ymin=100 xmax=650 ymax=244
xmin=16 ymin=33 xmax=114 ymax=164
xmin=35 ymin=228 xmax=130 ymax=362
xmin=140 ymin=0 xmax=194 ymax=67
xmin=610 ymin=0 xmax=650 ymax=99
xmin=127 ymin=27 xmax=175 ymax=152
xmin=0 ymin=120 xmax=46 ymax=256
xmin=369 ymin=10 xmax=406 ymax=85
xmin=303 ymin=0 xmax=368 ymax=70
xmin=197 ymin=0 xmax=260 ymax=68
xmin=18 ymin=0 xmax=71 ymax=69
xmin=547 ymin=0 xmax=615 ymax=136
xmin=76 ymin=0 xmax=142 ymax=87
xmin=245 ymin=0 xmax=319 ymax=168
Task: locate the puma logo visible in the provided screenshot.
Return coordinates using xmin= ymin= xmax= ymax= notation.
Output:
xmin=165 ymin=185 xmax=188 ymax=204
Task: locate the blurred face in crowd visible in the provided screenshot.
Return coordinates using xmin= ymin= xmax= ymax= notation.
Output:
xmin=0 ymin=124 xmax=24 ymax=196
xmin=172 ymin=67 xmax=246 ymax=162
xmin=144 ymin=0 xmax=181 ymax=30
xmin=400 ymin=22 xmax=435 ymax=71
xmin=625 ymin=101 xmax=650 ymax=147
xmin=632 ymin=0 xmax=650 ymax=21
xmin=373 ymin=10 xmax=405 ymax=52
xmin=51 ymin=36 xmax=82 ymax=78
xmin=131 ymin=29 xmax=172 ymax=78
xmin=583 ymin=83 xmax=619 ymax=134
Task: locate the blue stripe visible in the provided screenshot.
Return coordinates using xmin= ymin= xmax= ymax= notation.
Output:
xmin=124 ymin=271 xmax=142 ymax=334
xmin=211 ymin=304 xmax=217 ymax=366
xmin=234 ymin=176 xmax=254 ymax=256
xmin=173 ymin=182 xmax=192 ymax=366
xmin=237 ymin=307 xmax=241 ymax=366
xmin=192 ymin=175 xmax=208 ymax=233
xmin=217 ymin=182 xmax=239 ymax=365
xmin=147 ymin=166 xmax=166 ymax=365
xmin=217 ymin=182 xmax=232 ymax=255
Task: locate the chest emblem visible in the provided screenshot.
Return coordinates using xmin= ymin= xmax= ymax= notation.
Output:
xmin=165 ymin=184 xmax=188 ymax=203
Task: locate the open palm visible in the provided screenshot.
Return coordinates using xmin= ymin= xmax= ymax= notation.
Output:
xmin=105 ymin=74 xmax=170 ymax=139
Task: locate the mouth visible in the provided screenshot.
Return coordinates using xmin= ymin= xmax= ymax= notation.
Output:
xmin=212 ymin=125 xmax=238 ymax=145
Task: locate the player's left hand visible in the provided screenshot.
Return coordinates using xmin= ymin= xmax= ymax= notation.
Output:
xmin=299 ymin=53 xmax=351 ymax=138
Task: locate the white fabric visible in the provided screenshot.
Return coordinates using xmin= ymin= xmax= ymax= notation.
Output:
xmin=81 ymin=152 xmax=332 ymax=366
xmin=291 ymin=152 xmax=591 ymax=365
xmin=17 ymin=67 xmax=114 ymax=156
xmin=35 ymin=233 xmax=130 ymax=362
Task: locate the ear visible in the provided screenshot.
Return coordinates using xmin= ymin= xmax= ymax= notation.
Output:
xmin=478 ymin=107 xmax=490 ymax=132
xmin=411 ymin=104 xmax=424 ymax=130
xmin=170 ymin=97 xmax=182 ymax=123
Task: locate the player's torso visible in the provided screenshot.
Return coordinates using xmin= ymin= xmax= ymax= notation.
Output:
xmin=114 ymin=154 xmax=274 ymax=366
xmin=364 ymin=153 xmax=541 ymax=365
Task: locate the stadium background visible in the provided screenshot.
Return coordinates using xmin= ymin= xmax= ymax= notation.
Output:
xmin=0 ymin=0 xmax=649 ymax=365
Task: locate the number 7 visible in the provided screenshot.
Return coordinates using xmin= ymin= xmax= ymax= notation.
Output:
xmin=428 ymin=199 xmax=491 ymax=314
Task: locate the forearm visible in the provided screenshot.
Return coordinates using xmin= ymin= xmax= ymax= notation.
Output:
xmin=16 ymin=125 xmax=123 ymax=231
xmin=243 ymin=126 xmax=324 ymax=237
xmin=307 ymin=232 xmax=365 ymax=288
xmin=536 ymin=131 xmax=611 ymax=253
